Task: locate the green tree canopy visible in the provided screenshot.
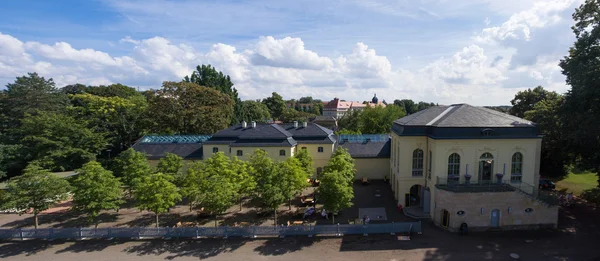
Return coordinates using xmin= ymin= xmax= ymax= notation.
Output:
xmin=146 ymin=81 xmax=234 ymax=134
xmin=114 ymin=148 xmax=153 ymax=191
xmin=0 ymin=165 xmax=71 ymax=229
xmin=239 ymin=100 xmax=272 ymax=123
xmin=509 ymin=86 xmax=557 ymax=118
xmin=294 ymin=147 xmax=314 ymax=177
xmin=184 ymin=64 xmax=243 ymax=124
xmin=359 ymin=105 xmax=405 ymax=134
xmin=324 ymin=148 xmax=356 ymax=184
xmin=134 ymin=172 xmax=181 ymax=227
xmin=279 ymin=108 xmax=315 ymax=123
xmin=277 ymin=157 xmax=310 ymax=210
xmin=559 ymin=0 xmax=600 ymax=184
xmin=231 ymin=157 xmax=256 ymax=210
xmin=156 ymin=152 xmax=184 ymax=184
xmin=262 ymin=92 xmax=286 ymax=120
xmin=318 ymin=169 xmax=354 ymax=224
xmin=71 ymin=161 xmax=123 ymax=227
xmin=16 ymin=111 xmax=107 ymax=172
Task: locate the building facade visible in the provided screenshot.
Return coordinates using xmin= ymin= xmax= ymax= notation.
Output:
xmin=389 ymin=104 xmax=558 ymax=231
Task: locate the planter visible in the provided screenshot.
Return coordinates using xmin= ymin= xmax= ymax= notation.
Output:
xmin=495 ymin=173 xmax=504 ymax=184
xmin=464 ymin=175 xmax=472 ymax=185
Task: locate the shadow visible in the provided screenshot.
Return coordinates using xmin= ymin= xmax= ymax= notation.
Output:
xmin=119 ymin=213 xmax=198 ymax=228
xmin=0 ymin=241 xmax=51 ymax=258
xmin=1 ymin=212 xmax=82 ymax=229
xmin=253 ymin=237 xmax=322 ymax=256
xmin=220 ymin=210 xmax=271 ymax=226
xmin=55 ymin=239 xmax=127 ymax=254
xmin=123 ymin=238 xmax=246 ymax=260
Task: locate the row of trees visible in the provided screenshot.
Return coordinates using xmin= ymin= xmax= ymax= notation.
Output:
xmin=0 ymin=146 xmax=356 ymax=228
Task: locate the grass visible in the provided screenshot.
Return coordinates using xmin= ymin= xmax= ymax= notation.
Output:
xmin=555 ymin=171 xmax=598 ymax=196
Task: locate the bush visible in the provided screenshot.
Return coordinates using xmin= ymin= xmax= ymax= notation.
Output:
xmin=581 ymin=188 xmax=600 ymax=206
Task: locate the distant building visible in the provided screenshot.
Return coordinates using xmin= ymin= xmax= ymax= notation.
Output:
xmin=310 ymin=115 xmax=338 ymax=131
xmin=323 ymin=95 xmax=387 ymax=118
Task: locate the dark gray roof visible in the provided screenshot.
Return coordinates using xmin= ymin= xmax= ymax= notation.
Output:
xmin=131 ymin=143 xmax=203 ymax=160
xmin=394 ymin=104 xmax=535 ymax=127
xmin=280 ymin=123 xmax=334 ymax=137
xmin=230 ymin=137 xmax=297 ymax=147
xmin=338 ymin=138 xmax=391 ymax=158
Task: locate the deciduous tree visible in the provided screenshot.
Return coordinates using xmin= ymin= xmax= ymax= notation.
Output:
xmin=134 ymin=173 xmax=181 ymax=227
xmin=71 ymin=161 xmax=123 ymax=228
xmin=114 ymin=148 xmax=153 ymax=193
xmin=318 ymin=170 xmax=354 ymax=224
xmin=0 ymin=165 xmax=71 ymax=229
xmin=156 ymin=152 xmax=184 ymax=185
xmin=231 ymin=157 xmax=256 ymax=211
xmin=277 ymin=157 xmax=310 ymax=210
xmin=559 ymin=0 xmax=600 ymax=185
xmin=262 ymin=92 xmax=286 ymax=120
xmin=294 ymin=148 xmax=314 ymax=177
xmin=239 ymin=100 xmax=272 ymax=123
xmin=324 ymin=148 xmax=356 ymax=185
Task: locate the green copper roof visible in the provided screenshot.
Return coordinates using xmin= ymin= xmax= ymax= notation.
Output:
xmin=339 ymin=134 xmax=389 ymax=144
xmin=140 ymin=135 xmax=212 ymax=144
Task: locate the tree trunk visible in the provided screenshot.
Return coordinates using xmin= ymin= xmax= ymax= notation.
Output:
xmin=155 ymin=213 xmax=159 ymax=228
xmin=288 ymin=198 xmax=292 ymax=210
xmin=274 ymin=209 xmax=278 ymax=227
xmin=240 ymin=196 xmax=243 ymax=211
xmin=214 ymin=214 xmax=218 ymax=228
xmin=34 ymin=212 xmax=39 ymax=229
xmin=332 ymin=214 xmax=335 ymax=224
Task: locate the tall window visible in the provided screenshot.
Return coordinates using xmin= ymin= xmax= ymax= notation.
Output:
xmin=511 ymin=152 xmax=523 ymax=183
xmin=237 ymin=150 xmax=243 ymax=156
xmin=318 ymin=147 xmax=324 ymax=153
xmin=412 ymin=149 xmax=424 ymax=176
xmin=428 ymin=150 xmax=432 ymax=179
xmin=212 ymin=147 xmax=218 ymax=153
xmin=447 ymin=153 xmax=460 ymax=180
xmin=279 ymin=150 xmax=286 ymax=156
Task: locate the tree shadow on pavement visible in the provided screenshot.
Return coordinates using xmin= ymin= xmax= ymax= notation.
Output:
xmin=123 ymin=239 xmax=246 ymax=260
xmin=0 ymin=241 xmax=51 ymax=258
xmin=54 ymin=239 xmax=127 ymax=254
xmin=253 ymin=237 xmax=322 ymax=256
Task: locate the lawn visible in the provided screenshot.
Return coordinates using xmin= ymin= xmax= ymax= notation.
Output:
xmin=555 ymin=171 xmax=598 ymax=196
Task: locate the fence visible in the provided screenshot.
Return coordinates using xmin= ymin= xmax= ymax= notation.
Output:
xmin=0 ymin=222 xmax=422 ymax=241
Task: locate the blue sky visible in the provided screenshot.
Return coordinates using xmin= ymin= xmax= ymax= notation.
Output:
xmin=0 ymin=0 xmax=583 ymax=105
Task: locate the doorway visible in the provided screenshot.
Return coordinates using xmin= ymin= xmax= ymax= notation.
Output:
xmin=409 ymin=185 xmax=422 ymax=206
xmin=490 ymin=209 xmax=500 ymax=228
xmin=441 ymin=209 xmax=450 ymax=228
xmin=479 ymin=153 xmax=494 ymax=183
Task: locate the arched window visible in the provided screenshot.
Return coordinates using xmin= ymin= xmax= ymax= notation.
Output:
xmin=236 ymin=150 xmax=243 ymax=156
xmin=318 ymin=147 xmax=324 ymax=153
xmin=412 ymin=149 xmax=424 ymax=176
xmin=447 ymin=153 xmax=460 ymax=180
xmin=212 ymin=147 xmax=218 ymax=153
xmin=511 ymin=152 xmax=523 ymax=183
xmin=279 ymin=149 xmax=286 ymax=156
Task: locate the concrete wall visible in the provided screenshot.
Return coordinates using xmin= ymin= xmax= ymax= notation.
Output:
xmin=354 ymin=158 xmax=389 ymax=180
xmin=433 ymin=188 xmax=558 ymax=231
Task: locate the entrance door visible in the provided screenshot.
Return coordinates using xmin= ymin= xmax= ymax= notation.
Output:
xmin=479 ymin=153 xmax=494 ymax=183
xmin=441 ymin=209 xmax=450 ymax=228
xmin=490 ymin=209 xmax=500 ymax=228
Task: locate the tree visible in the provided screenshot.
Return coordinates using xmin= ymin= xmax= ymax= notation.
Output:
xmin=359 ymin=105 xmax=405 ymax=134
xmin=324 ymin=148 xmax=356 ymax=184
xmin=70 ymin=92 xmax=149 ymax=151
xmin=0 ymin=165 xmax=70 ymax=229
xmin=114 ymin=148 xmax=153 ymax=193
xmin=559 ymin=0 xmax=600 ymax=185
xmin=146 ymin=81 xmax=234 ymax=134
xmin=16 ymin=112 xmax=107 ymax=172
xmin=0 ymin=73 xmax=69 ymax=135
xmin=509 ymin=86 xmax=556 ymax=118
xmin=338 ymin=109 xmax=362 ymax=132
xmin=0 ymin=144 xmax=21 ymax=179
xmin=524 ymin=95 xmax=569 ymax=178
xmin=318 ymin=170 xmax=354 ymax=224
xmin=134 ymin=173 xmax=181 ymax=227
xmin=182 ymin=152 xmax=238 ymax=226
xmin=231 ymin=157 xmax=256 ymax=211
xmin=86 ymin=84 xmax=140 ymax=98
xmin=248 ymin=149 xmax=286 ymax=225
xmin=294 ymin=148 xmax=314 ymax=177
xmin=394 ymin=99 xmax=417 ymax=115
xmin=184 ymin=64 xmax=243 ymax=124
xmin=298 ymin=97 xmax=314 ymax=104
xmin=156 ymin=152 xmax=184 ymax=185
xmin=71 ymin=161 xmax=123 ymax=228
xmin=239 ymin=100 xmax=272 ymax=123
xmin=277 ymin=157 xmax=310 ymax=210
xmin=262 ymin=92 xmax=286 ymax=120
xmin=279 ymin=108 xmax=315 ymax=123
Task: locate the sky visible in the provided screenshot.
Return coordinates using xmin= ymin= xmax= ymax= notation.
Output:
xmin=0 ymin=0 xmax=583 ymax=105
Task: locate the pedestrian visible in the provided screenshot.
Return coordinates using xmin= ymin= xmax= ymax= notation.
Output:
xmin=321 ymin=209 xmax=328 ymax=219
xmin=365 ymin=216 xmax=371 ymax=224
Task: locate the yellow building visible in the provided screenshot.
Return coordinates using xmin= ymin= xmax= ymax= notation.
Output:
xmin=390 ymin=104 xmax=558 ymax=231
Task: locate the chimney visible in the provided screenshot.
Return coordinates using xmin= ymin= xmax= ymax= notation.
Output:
xmin=251 ymin=121 xmax=256 ymax=128
xmin=293 ymin=121 xmax=298 ymax=128
xmin=303 ymin=121 xmax=308 ymax=128
xmin=242 ymin=121 xmax=247 ymax=128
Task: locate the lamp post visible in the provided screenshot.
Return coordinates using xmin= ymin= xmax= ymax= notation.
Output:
xmin=107 ymin=149 xmax=112 ymax=160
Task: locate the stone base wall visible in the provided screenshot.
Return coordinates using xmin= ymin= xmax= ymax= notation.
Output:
xmin=433 ymin=188 xmax=558 ymax=232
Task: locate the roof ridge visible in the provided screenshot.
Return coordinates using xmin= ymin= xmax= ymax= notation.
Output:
xmin=270 ymin=124 xmax=293 ymax=137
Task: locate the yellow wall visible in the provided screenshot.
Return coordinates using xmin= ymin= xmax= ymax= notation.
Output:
xmin=202 ymin=144 xmax=232 ymax=159
xmin=390 ymin=132 xmax=542 ymax=211
xmin=355 ymin=158 xmax=390 ymax=180
xmin=296 ymin=143 xmax=335 ymax=176
xmin=230 ymin=146 xmax=293 ymax=161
